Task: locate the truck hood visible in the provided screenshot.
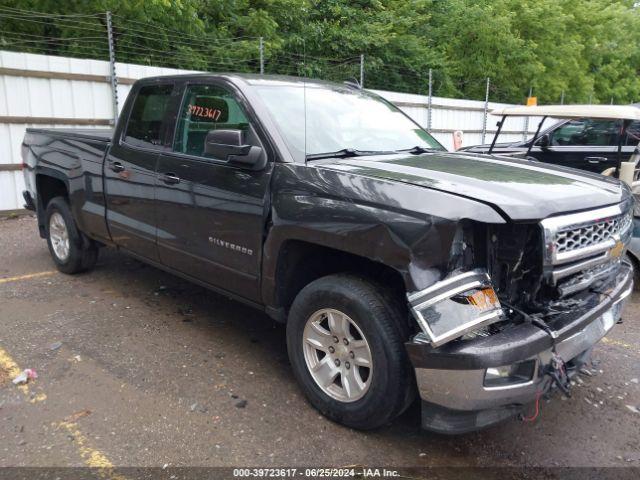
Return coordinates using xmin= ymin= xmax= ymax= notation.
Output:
xmin=318 ymin=152 xmax=626 ymax=221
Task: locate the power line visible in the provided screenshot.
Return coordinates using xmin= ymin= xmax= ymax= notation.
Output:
xmin=0 ymin=6 xmax=104 ymax=18
xmin=0 ymin=14 xmax=106 ymax=33
xmin=0 ymin=30 xmax=105 ymax=42
xmin=112 ymin=14 xmax=260 ymax=43
xmin=113 ymin=33 xmax=259 ymax=56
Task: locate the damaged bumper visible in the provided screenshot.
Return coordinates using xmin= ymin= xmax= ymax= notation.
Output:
xmin=405 ymin=263 xmax=633 ymax=434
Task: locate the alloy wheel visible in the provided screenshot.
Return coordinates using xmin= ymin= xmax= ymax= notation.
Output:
xmin=302 ymin=308 xmax=373 ymax=402
xmin=49 ymin=212 xmax=70 ymax=261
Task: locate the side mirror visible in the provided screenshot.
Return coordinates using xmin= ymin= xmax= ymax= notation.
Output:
xmin=536 ymin=133 xmax=550 ymax=149
xmin=204 ymin=129 xmax=265 ymax=169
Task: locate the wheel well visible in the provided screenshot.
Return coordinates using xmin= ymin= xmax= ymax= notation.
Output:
xmin=37 ymin=175 xmax=68 ymax=209
xmin=274 ymin=240 xmax=408 ymax=317
xmin=626 ymin=252 xmax=639 ymax=283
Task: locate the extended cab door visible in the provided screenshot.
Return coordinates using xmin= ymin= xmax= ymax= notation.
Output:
xmin=104 ymin=82 xmax=177 ymax=261
xmin=154 ymin=81 xmax=273 ymax=302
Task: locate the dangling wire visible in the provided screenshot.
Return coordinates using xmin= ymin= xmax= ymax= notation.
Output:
xmin=521 ymin=391 xmax=542 ymax=422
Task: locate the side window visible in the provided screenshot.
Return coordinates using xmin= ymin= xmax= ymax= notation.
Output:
xmin=173 ymin=84 xmax=251 ymax=159
xmin=124 ymin=84 xmax=174 ymax=148
xmin=549 ymin=118 xmax=618 ymax=147
xmin=626 ymin=121 xmax=640 ymax=146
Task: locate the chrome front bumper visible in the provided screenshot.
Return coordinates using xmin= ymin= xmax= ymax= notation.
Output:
xmin=406 ymin=263 xmax=633 ymax=433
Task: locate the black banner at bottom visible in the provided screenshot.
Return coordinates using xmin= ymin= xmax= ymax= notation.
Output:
xmin=0 ymin=467 xmax=638 ymax=480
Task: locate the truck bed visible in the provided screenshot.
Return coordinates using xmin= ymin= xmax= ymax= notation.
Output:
xmin=25 ymin=127 xmax=114 ymax=143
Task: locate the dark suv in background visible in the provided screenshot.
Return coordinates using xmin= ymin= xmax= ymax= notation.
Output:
xmin=462 ymin=117 xmax=640 ymax=174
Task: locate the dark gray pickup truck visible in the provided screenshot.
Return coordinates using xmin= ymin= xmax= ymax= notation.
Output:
xmin=22 ymin=74 xmax=634 ymax=433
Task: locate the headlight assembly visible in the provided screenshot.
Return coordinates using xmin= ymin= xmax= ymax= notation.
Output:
xmin=407 ymin=269 xmax=503 ymax=347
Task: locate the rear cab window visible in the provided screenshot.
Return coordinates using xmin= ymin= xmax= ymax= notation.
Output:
xmin=123 ymin=84 xmax=174 ymax=149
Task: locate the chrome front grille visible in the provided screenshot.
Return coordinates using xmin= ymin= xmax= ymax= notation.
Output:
xmin=541 ymin=203 xmax=633 ymax=288
xmin=555 ymin=214 xmax=632 ymax=255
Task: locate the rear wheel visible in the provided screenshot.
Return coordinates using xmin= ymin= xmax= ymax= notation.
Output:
xmin=45 ymin=196 xmax=98 ymax=274
xmin=286 ymin=274 xmax=414 ymax=429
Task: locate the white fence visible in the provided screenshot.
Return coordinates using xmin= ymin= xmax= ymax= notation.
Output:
xmin=0 ymin=50 xmax=539 ymax=211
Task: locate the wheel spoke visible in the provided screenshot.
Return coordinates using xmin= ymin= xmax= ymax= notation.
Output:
xmin=350 ymin=340 xmax=371 ymax=367
xmin=342 ymin=365 xmax=365 ymax=399
xmin=328 ymin=311 xmax=349 ymax=339
xmin=312 ymin=357 xmax=339 ymax=388
xmin=305 ymin=322 xmax=333 ymax=350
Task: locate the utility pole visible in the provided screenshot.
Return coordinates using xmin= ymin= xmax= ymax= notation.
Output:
xmin=427 ymin=68 xmax=433 ymax=132
xmin=481 ymin=77 xmax=490 ymax=144
xmin=106 ymin=11 xmax=118 ymax=124
xmin=359 ymin=54 xmax=364 ymax=89
xmin=560 ymin=90 xmax=565 ymax=105
xmin=259 ymin=37 xmax=264 ymax=75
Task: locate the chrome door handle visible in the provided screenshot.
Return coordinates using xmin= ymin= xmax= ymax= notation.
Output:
xmin=160 ymin=173 xmax=180 ymax=185
xmin=586 ymin=157 xmax=607 ymax=164
xmin=110 ymin=161 xmax=125 ymax=173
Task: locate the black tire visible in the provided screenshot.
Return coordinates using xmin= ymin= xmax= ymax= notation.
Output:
xmin=627 ymin=253 xmax=640 ymax=291
xmin=44 ymin=196 xmax=98 ymax=274
xmin=286 ymin=273 xmax=414 ymax=430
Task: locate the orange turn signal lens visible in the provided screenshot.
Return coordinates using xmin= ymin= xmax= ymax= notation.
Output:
xmin=466 ymin=287 xmax=499 ymax=311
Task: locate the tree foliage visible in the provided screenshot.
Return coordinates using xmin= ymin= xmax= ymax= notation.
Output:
xmin=0 ymin=0 xmax=638 ymax=104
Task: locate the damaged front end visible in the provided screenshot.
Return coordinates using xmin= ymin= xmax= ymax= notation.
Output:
xmin=405 ymin=201 xmax=635 ymax=434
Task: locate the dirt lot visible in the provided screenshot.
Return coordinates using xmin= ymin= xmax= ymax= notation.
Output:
xmin=1 ymin=215 xmax=639 ymax=471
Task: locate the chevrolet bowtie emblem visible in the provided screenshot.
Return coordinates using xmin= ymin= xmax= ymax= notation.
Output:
xmin=610 ymin=239 xmax=624 ymax=258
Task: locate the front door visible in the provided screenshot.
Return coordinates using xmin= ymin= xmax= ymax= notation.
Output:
xmin=155 ymin=82 xmax=273 ymax=302
xmin=104 ymin=82 xmax=176 ymax=261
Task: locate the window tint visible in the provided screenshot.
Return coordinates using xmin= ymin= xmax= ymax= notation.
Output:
xmin=124 ymin=84 xmax=174 ymax=148
xmin=625 ymin=121 xmax=640 ymax=146
xmin=173 ymin=84 xmax=250 ymax=159
xmin=549 ymin=118 xmax=619 ymax=146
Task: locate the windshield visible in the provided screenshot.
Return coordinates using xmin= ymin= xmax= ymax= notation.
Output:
xmin=253 ymin=83 xmax=444 ymax=162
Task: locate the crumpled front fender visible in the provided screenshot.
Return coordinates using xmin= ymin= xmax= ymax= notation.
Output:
xmin=261 ymin=164 xmax=506 ymax=308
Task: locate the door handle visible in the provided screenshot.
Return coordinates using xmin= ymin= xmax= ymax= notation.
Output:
xmin=586 ymin=156 xmax=607 ymax=164
xmin=160 ymin=173 xmax=180 ymax=185
xmin=109 ymin=161 xmax=125 ymax=173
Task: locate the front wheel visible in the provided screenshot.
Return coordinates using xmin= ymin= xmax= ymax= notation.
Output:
xmin=286 ymin=274 xmax=414 ymax=429
xmin=627 ymin=253 xmax=640 ymax=291
xmin=45 ymin=196 xmax=98 ymax=274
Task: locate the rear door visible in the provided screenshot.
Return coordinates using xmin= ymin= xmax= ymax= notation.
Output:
xmin=104 ymin=82 xmax=177 ymax=261
xmin=154 ymin=81 xmax=273 ymax=302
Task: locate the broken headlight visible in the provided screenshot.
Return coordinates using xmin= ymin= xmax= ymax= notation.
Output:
xmin=408 ymin=269 xmax=503 ymax=347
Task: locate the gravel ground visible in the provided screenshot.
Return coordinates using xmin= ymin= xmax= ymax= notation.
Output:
xmin=0 ymin=214 xmax=639 ymax=471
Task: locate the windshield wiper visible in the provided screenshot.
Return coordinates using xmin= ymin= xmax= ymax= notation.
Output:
xmin=306 ymin=148 xmax=394 ymax=161
xmin=397 ymin=145 xmax=439 ymax=155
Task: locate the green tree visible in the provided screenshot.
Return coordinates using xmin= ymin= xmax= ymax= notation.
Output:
xmin=0 ymin=0 xmax=638 ymax=103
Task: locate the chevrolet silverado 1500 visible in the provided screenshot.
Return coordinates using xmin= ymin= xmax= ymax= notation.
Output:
xmin=22 ymin=74 xmax=634 ymax=433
